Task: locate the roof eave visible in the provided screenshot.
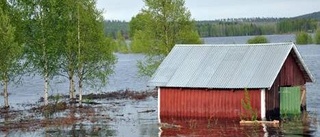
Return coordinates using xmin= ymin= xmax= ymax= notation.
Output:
xmin=153 ymin=85 xmax=269 ymax=90
xmin=292 ymin=44 xmax=315 ymax=83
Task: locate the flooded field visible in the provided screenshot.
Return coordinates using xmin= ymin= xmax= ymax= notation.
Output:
xmin=0 ymin=90 xmax=159 ymax=137
xmin=0 ymin=34 xmax=319 ymax=136
xmin=160 ymin=114 xmax=318 ymax=136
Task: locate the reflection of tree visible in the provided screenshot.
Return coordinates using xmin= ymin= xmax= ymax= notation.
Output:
xmin=139 ymin=123 xmax=159 ymax=136
xmin=45 ymin=123 xmax=116 ymax=136
xmin=92 ymin=125 xmax=116 ymax=136
xmin=279 ymin=112 xmax=315 ymax=136
xmin=137 ymin=111 xmax=159 ymax=136
xmin=43 ymin=105 xmax=116 ymax=136
xmin=2 ymin=109 xmax=10 ymax=136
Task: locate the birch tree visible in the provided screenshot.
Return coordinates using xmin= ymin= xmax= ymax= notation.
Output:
xmin=130 ymin=0 xmax=202 ymax=76
xmin=75 ymin=0 xmax=116 ymax=105
xmin=0 ymin=4 xmax=23 ymax=108
xmin=22 ymin=0 xmax=62 ymax=106
xmin=56 ymin=0 xmax=78 ymax=100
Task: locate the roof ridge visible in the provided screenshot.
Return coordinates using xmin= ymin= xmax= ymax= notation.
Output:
xmin=175 ymin=42 xmax=294 ymax=47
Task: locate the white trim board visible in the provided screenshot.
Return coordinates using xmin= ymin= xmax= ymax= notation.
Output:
xmin=158 ymin=87 xmax=161 ymax=123
xmin=261 ymin=89 xmax=266 ymax=120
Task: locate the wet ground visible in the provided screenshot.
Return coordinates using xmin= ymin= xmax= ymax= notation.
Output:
xmin=0 ymin=90 xmax=159 ymax=137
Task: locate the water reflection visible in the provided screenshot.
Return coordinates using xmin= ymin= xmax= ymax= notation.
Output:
xmin=0 ymin=124 xmax=116 ymax=137
xmin=0 ymin=106 xmax=117 ymax=137
xmin=44 ymin=124 xmax=116 ymax=137
xmin=279 ymin=112 xmax=317 ymax=136
xmin=160 ymin=118 xmax=264 ymax=136
xmin=159 ymin=112 xmax=318 ymax=137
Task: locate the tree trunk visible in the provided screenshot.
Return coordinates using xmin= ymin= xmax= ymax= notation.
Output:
xmin=78 ymin=75 xmax=83 ymax=106
xmin=40 ymin=3 xmax=48 ymax=106
xmin=43 ymin=38 xmax=49 ymax=106
xmin=39 ymin=2 xmax=49 ymax=106
xmin=77 ymin=1 xmax=82 ymax=106
xmin=43 ymin=40 xmax=48 ymax=106
xmin=3 ymin=74 xmax=9 ymax=108
xmin=69 ymin=77 xmax=75 ymax=99
xmin=68 ymin=69 xmax=75 ymax=100
xmin=44 ymin=69 xmax=49 ymax=106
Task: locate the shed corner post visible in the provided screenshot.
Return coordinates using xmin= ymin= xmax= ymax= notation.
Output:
xmin=261 ymin=89 xmax=266 ymax=120
xmin=158 ymin=87 xmax=161 ymax=123
xmin=300 ymin=85 xmax=307 ymax=111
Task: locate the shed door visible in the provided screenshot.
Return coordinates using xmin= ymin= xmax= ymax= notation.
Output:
xmin=280 ymin=87 xmax=301 ymax=115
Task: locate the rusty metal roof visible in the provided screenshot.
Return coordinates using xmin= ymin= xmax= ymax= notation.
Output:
xmin=148 ymin=43 xmax=314 ymax=89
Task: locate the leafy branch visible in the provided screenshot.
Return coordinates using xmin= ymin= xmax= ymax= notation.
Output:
xmin=241 ymin=88 xmax=258 ymax=121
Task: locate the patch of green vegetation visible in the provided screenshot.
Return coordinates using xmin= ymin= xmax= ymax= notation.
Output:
xmin=240 ymin=88 xmax=258 ymax=121
xmin=280 ymin=111 xmax=319 ymax=136
xmin=295 ymin=31 xmax=313 ymax=44
xmin=314 ymin=29 xmax=320 ymax=44
xmin=247 ymin=36 xmax=268 ymax=44
xmin=112 ymin=31 xmax=130 ymax=53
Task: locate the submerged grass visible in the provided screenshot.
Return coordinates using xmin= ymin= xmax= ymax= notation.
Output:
xmin=82 ymin=89 xmax=157 ymax=100
xmin=279 ymin=111 xmax=319 ymax=136
xmin=0 ymin=89 xmax=157 ymax=134
xmin=160 ymin=112 xmax=319 ymax=137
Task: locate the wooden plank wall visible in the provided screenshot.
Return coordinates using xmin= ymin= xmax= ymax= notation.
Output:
xmin=160 ymin=87 xmax=261 ymax=120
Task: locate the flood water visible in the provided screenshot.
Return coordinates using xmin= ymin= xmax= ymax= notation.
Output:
xmin=0 ymin=34 xmax=320 ymax=136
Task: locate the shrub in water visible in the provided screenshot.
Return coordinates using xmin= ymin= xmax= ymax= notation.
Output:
xmin=315 ymin=29 xmax=320 ymax=44
xmin=296 ymin=31 xmax=313 ymax=44
xmin=247 ymin=36 xmax=268 ymax=44
xmin=241 ymin=88 xmax=258 ymax=121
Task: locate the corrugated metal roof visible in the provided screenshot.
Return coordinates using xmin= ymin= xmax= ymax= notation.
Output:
xmin=148 ymin=43 xmax=314 ymax=89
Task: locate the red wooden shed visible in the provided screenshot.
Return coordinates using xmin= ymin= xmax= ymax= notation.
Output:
xmin=148 ymin=43 xmax=313 ymax=122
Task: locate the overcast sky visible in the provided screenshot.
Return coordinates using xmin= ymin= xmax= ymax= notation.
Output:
xmin=96 ymin=0 xmax=320 ymax=21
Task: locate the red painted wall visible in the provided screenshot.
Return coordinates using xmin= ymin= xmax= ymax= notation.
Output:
xmin=160 ymin=87 xmax=261 ymax=120
xmin=279 ymin=51 xmax=306 ymax=86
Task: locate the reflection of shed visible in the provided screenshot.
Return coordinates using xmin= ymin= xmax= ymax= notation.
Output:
xmin=149 ymin=43 xmax=314 ymax=122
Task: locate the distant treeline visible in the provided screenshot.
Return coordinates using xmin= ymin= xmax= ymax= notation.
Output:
xmin=294 ymin=11 xmax=320 ymax=20
xmin=196 ymin=20 xmax=276 ymax=37
xmin=196 ymin=18 xmax=319 ymax=37
xmin=277 ymin=19 xmax=318 ymax=33
xmin=103 ymin=20 xmax=129 ymax=39
xmin=103 ymin=18 xmax=319 ymax=39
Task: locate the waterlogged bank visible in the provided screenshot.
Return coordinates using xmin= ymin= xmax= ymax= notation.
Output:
xmin=0 ymin=90 xmax=158 ymax=137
